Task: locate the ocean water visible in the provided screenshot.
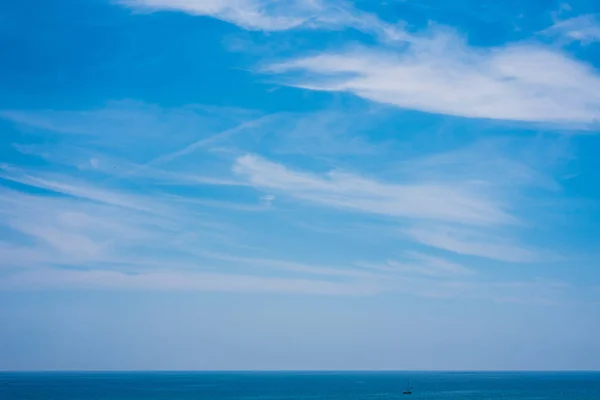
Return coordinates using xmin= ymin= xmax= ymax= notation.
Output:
xmin=1 ymin=372 xmax=599 ymax=400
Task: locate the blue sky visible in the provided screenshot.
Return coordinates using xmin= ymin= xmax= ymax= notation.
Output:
xmin=1 ymin=0 xmax=600 ymax=371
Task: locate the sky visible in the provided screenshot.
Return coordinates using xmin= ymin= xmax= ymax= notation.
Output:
xmin=1 ymin=0 xmax=600 ymax=371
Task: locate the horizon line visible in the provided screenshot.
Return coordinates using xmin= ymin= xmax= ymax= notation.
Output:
xmin=2 ymin=369 xmax=600 ymax=373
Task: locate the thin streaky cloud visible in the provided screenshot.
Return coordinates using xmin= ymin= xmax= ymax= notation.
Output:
xmin=137 ymin=113 xmax=275 ymax=170
xmin=12 ymin=143 xmax=250 ymax=189
xmin=0 ymin=100 xmax=583 ymax=306
xmin=399 ymin=137 xmax=566 ymax=191
xmin=266 ymin=39 xmax=600 ymax=125
xmin=192 ymin=250 xmax=378 ymax=279
xmin=120 ymin=0 xmax=324 ymax=31
xmin=120 ymin=0 xmax=406 ymax=41
xmin=0 ymin=166 xmax=159 ymax=214
xmin=0 ymin=266 xmax=570 ymax=305
xmin=543 ymin=14 xmax=600 ymax=44
xmin=357 ymin=252 xmax=473 ymax=278
xmin=406 ymin=224 xmax=543 ymax=263
xmin=233 ymin=153 xmax=515 ymax=226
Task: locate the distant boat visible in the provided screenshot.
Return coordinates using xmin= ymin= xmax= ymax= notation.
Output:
xmin=402 ymin=380 xmax=412 ymax=395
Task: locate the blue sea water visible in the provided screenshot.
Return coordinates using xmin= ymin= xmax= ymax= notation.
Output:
xmin=1 ymin=372 xmax=599 ymax=400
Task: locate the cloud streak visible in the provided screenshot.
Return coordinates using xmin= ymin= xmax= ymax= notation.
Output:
xmin=120 ymin=0 xmax=404 ymax=40
xmin=0 ymin=100 xmax=575 ymax=303
xmin=357 ymin=252 xmax=473 ymax=278
xmin=231 ymin=137 xmax=563 ymax=263
xmin=405 ymin=225 xmax=543 ymax=263
xmin=233 ymin=153 xmax=513 ymax=226
xmin=266 ymin=38 xmax=600 ymax=125
xmin=544 ymin=14 xmax=600 ymax=45
xmin=0 ymin=265 xmax=570 ymax=305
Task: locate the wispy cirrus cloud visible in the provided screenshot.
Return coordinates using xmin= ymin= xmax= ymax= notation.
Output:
xmin=405 ymin=224 xmax=543 ymax=263
xmin=357 ymin=252 xmax=473 ymax=278
xmin=0 ymin=100 xmax=575 ymax=303
xmin=0 ymin=184 xmax=490 ymax=298
xmin=232 ymin=154 xmax=548 ymax=263
xmin=0 ymin=264 xmax=569 ymax=305
xmin=0 ymin=183 xmax=568 ymax=303
xmin=121 ymin=0 xmax=326 ymax=31
xmin=543 ymin=14 xmax=600 ymax=45
xmin=0 ymin=101 xmax=399 ymax=297
xmin=0 ymin=100 xmax=268 ymax=188
xmin=120 ymin=0 xmax=405 ymax=40
xmin=266 ymin=38 xmax=600 ymax=125
xmin=0 ymin=165 xmax=163 ymax=213
xmin=231 ymin=132 xmax=566 ymax=264
xmin=0 ymin=183 xmax=380 ymax=295
xmin=399 ymin=137 xmax=566 ymax=191
xmin=233 ymin=154 xmax=514 ymax=226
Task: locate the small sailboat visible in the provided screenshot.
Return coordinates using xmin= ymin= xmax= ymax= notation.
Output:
xmin=402 ymin=380 xmax=412 ymax=395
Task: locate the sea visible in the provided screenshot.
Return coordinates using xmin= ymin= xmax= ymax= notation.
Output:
xmin=1 ymin=372 xmax=599 ymax=400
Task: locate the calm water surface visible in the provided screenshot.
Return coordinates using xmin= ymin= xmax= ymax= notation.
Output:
xmin=1 ymin=372 xmax=599 ymax=400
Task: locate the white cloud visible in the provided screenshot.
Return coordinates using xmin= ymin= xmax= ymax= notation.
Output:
xmin=0 ymin=186 xmax=168 ymax=267
xmin=0 ymin=169 xmax=395 ymax=296
xmin=0 ymin=101 xmax=573 ymax=302
xmin=544 ymin=14 xmax=600 ymax=44
xmin=0 ymin=184 xmax=470 ymax=298
xmin=0 ymin=183 xmax=375 ymax=292
xmin=401 ymin=137 xmax=565 ymax=191
xmin=358 ymin=252 xmax=473 ymax=278
xmin=406 ymin=224 xmax=542 ymax=263
xmin=231 ymin=143 xmax=562 ymax=263
xmin=121 ymin=0 xmax=318 ymax=31
xmin=267 ymin=36 xmax=600 ymax=125
xmin=0 ymin=165 xmax=160 ymax=213
xmin=0 ymin=265 xmax=569 ymax=305
xmin=120 ymin=0 xmax=404 ymax=40
xmin=193 ymin=251 xmax=377 ymax=279
xmin=0 ymin=182 xmax=567 ymax=303
xmin=233 ymin=154 xmax=514 ymax=226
